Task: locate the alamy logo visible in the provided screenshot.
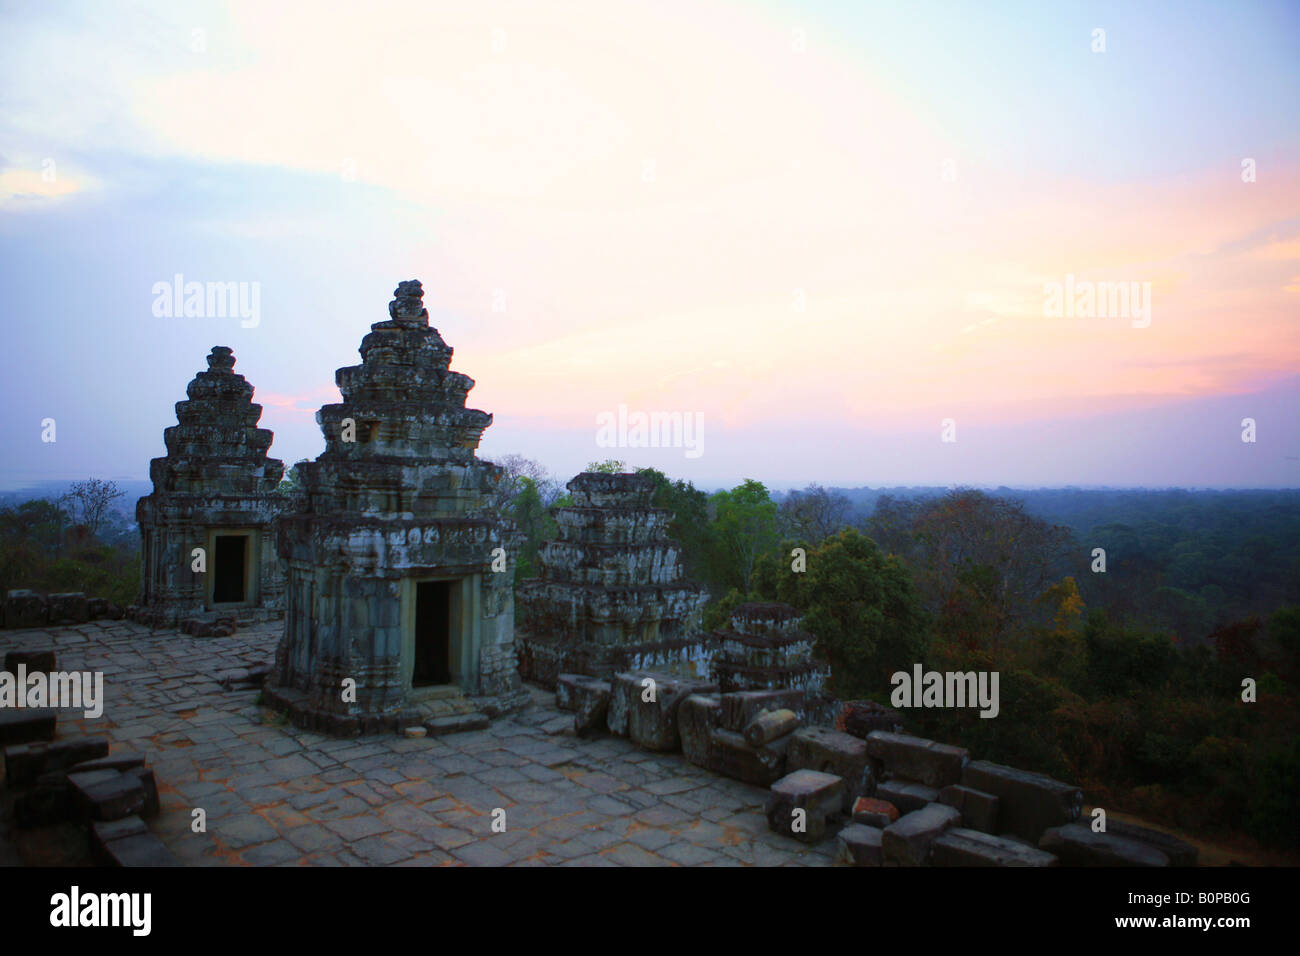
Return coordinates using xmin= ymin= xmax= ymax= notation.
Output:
xmin=50 ymin=886 xmax=151 ymax=936
xmin=595 ymin=404 xmax=704 ymax=459
xmin=890 ymin=665 xmax=999 ymax=718
xmin=1043 ymin=274 xmax=1151 ymax=328
xmin=0 ymin=666 xmax=104 ymax=719
xmin=151 ymin=274 xmax=261 ymax=328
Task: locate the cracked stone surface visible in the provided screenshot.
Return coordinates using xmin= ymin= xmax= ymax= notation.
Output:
xmin=0 ymin=621 xmax=839 ymax=866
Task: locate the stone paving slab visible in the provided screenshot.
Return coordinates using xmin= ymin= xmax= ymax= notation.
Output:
xmin=0 ymin=621 xmax=836 ymax=866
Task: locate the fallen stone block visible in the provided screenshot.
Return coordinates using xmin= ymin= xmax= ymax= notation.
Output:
xmin=839 ymin=700 xmax=904 ymax=738
xmin=63 ymin=752 xmax=147 ymax=776
xmin=554 ymin=673 xmax=584 ymax=711
xmin=837 ymin=823 xmax=885 ymax=866
xmin=882 ymin=803 xmax=962 ymax=866
xmin=679 ymin=694 xmax=720 ymax=769
xmin=4 ymin=736 xmax=110 ymax=788
xmin=556 ymin=674 xmax=612 ymax=734
xmin=865 ymin=731 xmax=967 ymax=789
xmin=939 ymin=784 xmax=1000 ymax=833
xmin=709 ymin=728 xmax=790 ymax=786
xmin=852 ymin=796 xmax=899 ymax=828
xmin=0 ymin=708 xmax=58 ymax=747
xmin=90 ymin=816 xmax=149 ymax=866
xmin=424 ymin=712 xmax=490 ymax=736
xmin=743 ymin=708 xmax=799 ymax=748
xmin=788 ymin=726 xmax=871 ymax=812
xmin=102 ymin=831 xmax=181 ymax=867
xmin=767 ymin=769 xmax=844 ymax=843
xmin=47 ymin=592 xmax=89 ymax=625
xmin=720 ymin=689 xmax=805 ymax=732
xmin=606 ymin=671 xmax=717 ymax=752
xmin=876 ymin=779 xmax=938 ymax=815
xmin=931 ymin=827 xmax=1057 ymax=867
xmin=4 ymin=590 xmax=48 ymax=629
xmin=1105 ymin=820 xmax=1198 ymax=867
xmin=1039 ymin=823 xmax=1170 ymax=867
xmin=3 ymin=649 xmax=56 ymax=673
xmin=961 ymin=760 xmax=1083 ymax=842
xmin=69 ymin=769 xmax=148 ymax=822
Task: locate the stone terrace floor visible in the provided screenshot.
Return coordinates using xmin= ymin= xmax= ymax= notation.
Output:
xmin=0 ymin=620 xmax=838 ymax=867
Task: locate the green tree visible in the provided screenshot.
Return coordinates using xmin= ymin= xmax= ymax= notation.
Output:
xmin=706 ymin=479 xmax=779 ymax=595
xmin=746 ymin=528 xmax=927 ymax=699
xmin=511 ymin=476 xmax=557 ymax=583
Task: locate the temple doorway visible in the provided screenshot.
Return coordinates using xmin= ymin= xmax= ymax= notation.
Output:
xmin=212 ymin=535 xmax=247 ymax=604
xmin=413 ymin=580 xmax=453 ymax=686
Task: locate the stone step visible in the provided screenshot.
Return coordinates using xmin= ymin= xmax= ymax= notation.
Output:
xmin=68 ymin=767 xmax=159 ymax=822
xmin=90 ymin=808 xmax=179 ymax=867
xmin=424 ymin=712 xmax=490 ymax=736
xmin=63 ymin=752 xmax=148 ymax=777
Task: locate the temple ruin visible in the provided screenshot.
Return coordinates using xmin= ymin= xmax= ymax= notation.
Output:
xmin=265 ymin=281 xmax=525 ymax=735
xmin=135 ymin=346 xmax=290 ymax=629
xmin=711 ymin=602 xmax=827 ymax=695
xmin=516 ymin=471 xmax=710 ymax=687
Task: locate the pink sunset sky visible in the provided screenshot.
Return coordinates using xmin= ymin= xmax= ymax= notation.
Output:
xmin=1 ymin=0 xmax=1297 ymax=489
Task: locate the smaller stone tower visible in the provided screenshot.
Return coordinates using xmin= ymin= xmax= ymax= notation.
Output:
xmin=516 ymin=471 xmax=711 ymax=686
xmin=710 ymin=602 xmax=827 ymax=695
xmin=135 ymin=346 xmax=290 ymax=628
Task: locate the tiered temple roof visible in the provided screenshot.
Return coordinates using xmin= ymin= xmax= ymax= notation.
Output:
xmin=135 ymin=347 xmax=288 ymax=627
xmin=711 ymin=601 xmax=826 ymax=695
xmin=516 ymin=471 xmax=710 ymax=686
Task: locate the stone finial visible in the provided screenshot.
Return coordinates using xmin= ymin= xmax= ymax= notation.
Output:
xmin=389 ymin=279 xmax=428 ymax=322
xmin=207 ymin=346 xmax=235 ymax=371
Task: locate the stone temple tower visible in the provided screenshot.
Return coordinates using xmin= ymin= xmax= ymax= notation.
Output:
xmin=136 ymin=346 xmax=289 ymax=629
xmin=267 ymin=281 xmax=525 ymax=735
xmin=516 ymin=471 xmax=711 ymax=687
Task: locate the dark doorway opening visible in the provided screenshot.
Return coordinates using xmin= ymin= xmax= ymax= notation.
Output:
xmin=213 ymin=536 xmax=247 ymax=604
xmin=414 ymin=580 xmax=453 ymax=686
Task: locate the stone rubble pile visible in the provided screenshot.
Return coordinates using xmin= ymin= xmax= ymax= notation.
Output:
xmin=3 ymin=590 xmax=124 ymax=630
xmin=1 ymin=649 xmax=178 ymax=866
xmin=747 ymin=727 xmax=1200 ymax=868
